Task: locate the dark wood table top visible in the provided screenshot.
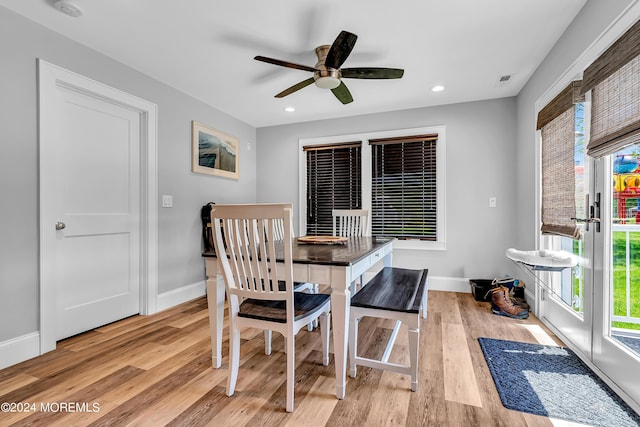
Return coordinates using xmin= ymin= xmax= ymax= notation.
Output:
xmin=202 ymin=236 xmax=393 ymax=267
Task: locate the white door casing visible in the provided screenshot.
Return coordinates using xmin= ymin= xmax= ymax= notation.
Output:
xmin=38 ymin=60 xmax=158 ymax=352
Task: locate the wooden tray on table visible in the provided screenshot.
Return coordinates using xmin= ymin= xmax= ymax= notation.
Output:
xmin=297 ymin=236 xmax=348 ymax=245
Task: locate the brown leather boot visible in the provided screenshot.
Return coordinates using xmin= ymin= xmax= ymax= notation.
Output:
xmin=490 ymin=286 xmax=529 ymax=319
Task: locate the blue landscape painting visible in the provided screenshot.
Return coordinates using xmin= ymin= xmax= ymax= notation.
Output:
xmin=199 ymin=131 xmax=236 ymax=172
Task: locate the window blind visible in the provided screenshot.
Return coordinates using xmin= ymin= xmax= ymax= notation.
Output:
xmin=540 ymin=107 xmax=581 ymax=239
xmin=582 ymin=18 xmax=640 ymax=158
xmin=370 ymin=134 xmax=438 ymax=240
xmin=305 ymin=142 xmax=361 ymax=235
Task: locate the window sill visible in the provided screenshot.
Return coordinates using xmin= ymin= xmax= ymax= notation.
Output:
xmin=392 ymin=240 xmax=446 ymax=251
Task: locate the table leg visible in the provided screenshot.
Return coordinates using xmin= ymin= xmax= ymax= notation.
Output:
xmin=331 ymin=284 xmax=351 ymax=399
xmin=206 ymin=271 xmax=225 ymax=369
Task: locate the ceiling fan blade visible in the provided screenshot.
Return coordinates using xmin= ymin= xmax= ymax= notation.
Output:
xmin=325 ymin=31 xmax=358 ymax=69
xmin=331 ymin=81 xmax=353 ymax=104
xmin=275 ymin=77 xmax=315 ymax=98
xmin=254 ymin=56 xmax=316 ymax=72
xmin=341 ymin=67 xmax=404 ymax=79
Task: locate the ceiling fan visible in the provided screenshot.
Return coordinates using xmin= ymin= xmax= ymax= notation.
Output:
xmin=254 ymin=30 xmax=404 ymax=104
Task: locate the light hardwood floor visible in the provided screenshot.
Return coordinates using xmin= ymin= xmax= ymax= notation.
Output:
xmin=0 ymin=291 xmax=566 ymax=426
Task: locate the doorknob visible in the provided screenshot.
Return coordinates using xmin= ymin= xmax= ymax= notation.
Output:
xmin=55 ymin=222 xmax=66 ymax=231
xmin=571 ymin=193 xmax=601 ymax=232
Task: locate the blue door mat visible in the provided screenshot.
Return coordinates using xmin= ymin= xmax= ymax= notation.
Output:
xmin=478 ymin=337 xmax=640 ymax=427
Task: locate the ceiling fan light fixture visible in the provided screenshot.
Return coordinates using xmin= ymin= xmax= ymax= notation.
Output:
xmin=314 ymin=76 xmax=341 ymax=90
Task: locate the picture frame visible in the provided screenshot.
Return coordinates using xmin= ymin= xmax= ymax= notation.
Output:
xmin=191 ymin=121 xmax=239 ymax=179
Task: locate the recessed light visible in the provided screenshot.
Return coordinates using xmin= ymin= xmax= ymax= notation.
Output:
xmin=284 ymin=106 xmax=295 ymax=112
xmin=54 ymin=1 xmax=83 ymax=17
xmin=431 ymin=85 xmax=445 ymax=92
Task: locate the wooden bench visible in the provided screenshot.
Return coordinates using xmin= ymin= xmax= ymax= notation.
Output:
xmin=348 ymin=267 xmax=428 ymax=391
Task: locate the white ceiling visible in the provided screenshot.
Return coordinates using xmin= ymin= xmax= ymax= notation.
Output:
xmin=1 ymin=0 xmax=586 ymax=128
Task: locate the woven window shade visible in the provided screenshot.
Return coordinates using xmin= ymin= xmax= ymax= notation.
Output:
xmin=587 ymin=53 xmax=640 ymax=157
xmin=537 ymin=81 xmax=584 ymax=130
xmin=305 ymin=143 xmax=362 ymax=235
xmin=541 ymin=108 xmax=581 ymax=239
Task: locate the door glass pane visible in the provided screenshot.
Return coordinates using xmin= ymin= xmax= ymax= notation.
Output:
xmin=611 ymin=144 xmax=640 ymax=357
xmin=554 ymin=103 xmax=586 ymax=315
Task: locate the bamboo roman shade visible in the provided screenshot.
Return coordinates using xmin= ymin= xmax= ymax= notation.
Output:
xmin=369 ymin=134 xmax=438 ymax=240
xmin=582 ymin=18 xmax=640 ymax=158
xmin=304 ymin=142 xmax=362 ymax=235
xmin=537 ymin=82 xmax=582 ymax=239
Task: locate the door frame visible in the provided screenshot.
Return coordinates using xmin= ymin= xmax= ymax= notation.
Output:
xmin=37 ymin=59 xmax=158 ymax=353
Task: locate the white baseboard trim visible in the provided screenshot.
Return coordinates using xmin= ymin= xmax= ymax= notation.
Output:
xmin=156 ymin=280 xmax=206 ymax=313
xmin=428 ymin=276 xmax=471 ymax=293
xmin=0 ymin=332 xmax=40 ymax=370
xmin=363 ymin=271 xmax=471 ymax=293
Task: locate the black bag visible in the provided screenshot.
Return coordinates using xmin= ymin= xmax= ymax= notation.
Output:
xmin=201 ymin=202 xmax=215 ymax=252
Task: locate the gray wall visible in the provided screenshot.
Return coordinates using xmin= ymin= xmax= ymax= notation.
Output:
xmin=0 ymin=6 xmax=257 ymax=342
xmin=257 ymin=98 xmax=519 ymax=279
xmin=515 ymin=0 xmax=635 ymax=250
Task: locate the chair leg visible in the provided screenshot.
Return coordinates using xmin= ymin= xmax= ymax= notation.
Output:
xmin=227 ymin=323 xmax=241 ymax=396
xmin=349 ymin=315 xmax=359 ymax=378
xmin=408 ymin=325 xmax=419 ymax=392
xmin=285 ymin=331 xmax=295 ymax=412
xmin=264 ymin=330 xmax=272 ymax=355
xmin=320 ymin=311 xmax=330 ymax=366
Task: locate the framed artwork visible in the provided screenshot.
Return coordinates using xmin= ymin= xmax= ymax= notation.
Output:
xmin=192 ymin=121 xmax=239 ymax=179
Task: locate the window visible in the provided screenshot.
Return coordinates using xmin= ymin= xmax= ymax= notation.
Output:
xmin=370 ymin=135 xmax=438 ymax=240
xmin=304 ymin=142 xmax=361 ymax=235
xmin=299 ymin=126 xmax=446 ymax=250
xmin=537 ymin=81 xmax=583 ymax=239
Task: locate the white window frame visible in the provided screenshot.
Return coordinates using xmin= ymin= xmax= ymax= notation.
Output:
xmin=298 ymin=125 xmax=446 ymax=251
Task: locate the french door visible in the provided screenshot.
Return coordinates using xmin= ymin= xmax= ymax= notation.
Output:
xmin=540 ymin=132 xmax=640 ymax=406
xmin=539 ymin=102 xmax=593 ymax=358
xmin=591 ymin=148 xmax=640 ymax=404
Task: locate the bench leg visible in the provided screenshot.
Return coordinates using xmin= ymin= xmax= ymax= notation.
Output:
xmin=349 ymin=315 xmax=359 ymax=378
xmin=408 ymin=325 xmax=419 ymax=392
xmin=264 ymin=330 xmax=272 ymax=355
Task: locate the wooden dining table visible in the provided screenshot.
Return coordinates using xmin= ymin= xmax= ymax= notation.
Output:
xmin=202 ymin=235 xmax=394 ymax=399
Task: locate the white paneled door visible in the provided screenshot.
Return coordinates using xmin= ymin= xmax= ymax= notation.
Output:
xmin=39 ymin=61 xmax=158 ymax=347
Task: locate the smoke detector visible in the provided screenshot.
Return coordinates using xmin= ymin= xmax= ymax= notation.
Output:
xmin=54 ymin=1 xmax=83 ymax=18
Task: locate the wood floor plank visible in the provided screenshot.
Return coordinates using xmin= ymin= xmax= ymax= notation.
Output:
xmin=441 ymin=322 xmax=483 ymax=407
xmin=86 ymin=352 xmax=213 ymax=426
xmin=0 ymin=292 xmax=591 ymax=426
xmin=283 ymin=375 xmax=338 ymax=427
xmin=44 ymin=338 xmax=214 ymax=426
xmin=429 ymin=290 xmax=463 ymax=324
xmin=10 ymin=365 xmax=144 ymax=427
xmin=407 ymin=311 xmax=447 ymax=426
xmin=122 ymin=367 xmax=227 ymax=426
xmin=0 ymin=373 xmax=39 ymax=395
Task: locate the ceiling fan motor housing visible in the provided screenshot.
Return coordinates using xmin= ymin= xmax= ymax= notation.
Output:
xmin=314 ymin=45 xmax=341 ymax=89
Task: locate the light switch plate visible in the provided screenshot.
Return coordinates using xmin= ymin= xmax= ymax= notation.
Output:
xmin=162 ymin=195 xmax=173 ymax=208
xmin=489 ymin=197 xmax=497 ymax=208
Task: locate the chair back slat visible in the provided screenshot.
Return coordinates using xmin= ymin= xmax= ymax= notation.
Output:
xmin=332 ymin=209 xmax=370 ymax=237
xmin=212 ymin=204 xmax=294 ymax=304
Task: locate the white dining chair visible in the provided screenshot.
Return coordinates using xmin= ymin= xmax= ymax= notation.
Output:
xmin=332 ymin=209 xmax=370 ymax=238
xmin=211 ymin=203 xmax=331 ymax=413
xmin=333 ymin=209 xmax=370 ymax=291
xmin=269 ymin=215 xmax=317 ymax=333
